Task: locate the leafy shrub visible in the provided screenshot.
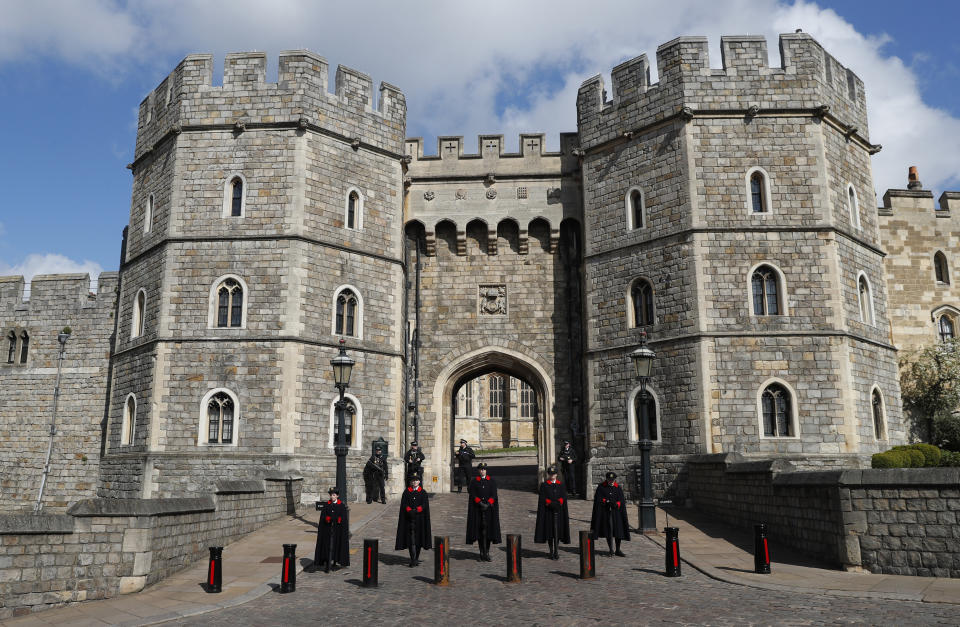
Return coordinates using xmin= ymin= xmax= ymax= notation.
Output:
xmin=940 ymin=450 xmax=960 ymax=467
xmin=904 ymin=449 xmax=926 ymax=467
xmin=872 ymin=450 xmax=911 ymax=468
xmin=892 ymin=443 xmax=942 ymax=466
xmin=932 ymin=413 xmax=960 ymax=452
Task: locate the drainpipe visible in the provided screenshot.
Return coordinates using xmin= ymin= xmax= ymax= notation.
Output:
xmin=35 ymin=328 xmax=71 ymax=513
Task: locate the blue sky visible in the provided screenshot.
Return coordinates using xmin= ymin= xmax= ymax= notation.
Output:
xmin=1 ymin=0 xmax=958 ymax=282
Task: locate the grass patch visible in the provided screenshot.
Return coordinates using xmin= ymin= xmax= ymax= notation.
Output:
xmin=475 ymin=446 xmax=538 ymax=455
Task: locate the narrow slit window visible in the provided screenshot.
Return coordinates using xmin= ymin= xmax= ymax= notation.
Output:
xmin=347 ymin=191 xmax=358 ymax=229
xmin=631 ymin=190 xmax=643 ymax=229
xmin=6 ymin=331 xmax=16 ymax=364
xmin=18 ymin=331 xmax=28 ymax=364
xmin=872 ymin=389 xmax=885 ymax=440
xmin=935 ymin=252 xmax=950 ymax=285
xmin=858 ymin=275 xmax=873 ymax=325
xmin=332 ymin=399 xmax=356 ymax=447
xmin=939 ymin=315 xmax=955 ymax=343
xmin=634 ymin=393 xmax=658 ymax=441
xmin=750 ymin=172 xmax=767 ymax=213
xmin=231 ymin=178 xmax=243 ymax=217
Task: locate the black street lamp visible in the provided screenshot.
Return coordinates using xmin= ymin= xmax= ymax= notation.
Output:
xmin=330 ymin=339 xmax=355 ymax=499
xmin=629 ymin=330 xmax=657 ymax=533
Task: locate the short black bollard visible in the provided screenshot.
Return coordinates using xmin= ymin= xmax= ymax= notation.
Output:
xmin=363 ymin=538 xmax=379 ymax=588
xmin=664 ymin=527 xmax=681 ymax=577
xmin=579 ymin=530 xmax=595 ymax=580
xmin=434 ymin=536 xmax=450 ymax=586
xmin=506 ymin=534 xmax=522 ymax=583
xmin=207 ymin=546 xmax=223 ymax=593
xmin=754 ymin=523 xmax=771 ymax=574
xmin=280 ymin=544 xmax=297 ymax=593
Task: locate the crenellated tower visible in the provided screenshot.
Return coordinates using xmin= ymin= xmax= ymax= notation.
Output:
xmin=577 ymin=32 xmax=903 ymax=495
xmin=101 ymin=51 xmax=407 ymax=502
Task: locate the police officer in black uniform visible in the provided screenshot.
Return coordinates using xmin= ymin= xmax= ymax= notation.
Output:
xmin=558 ymin=440 xmax=578 ymax=496
xmin=404 ymin=441 xmax=425 ymax=481
xmin=453 ymin=438 xmax=476 ymax=493
xmin=363 ymin=445 xmax=388 ymax=504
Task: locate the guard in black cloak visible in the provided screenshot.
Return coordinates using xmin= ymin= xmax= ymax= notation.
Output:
xmin=404 ymin=441 xmax=425 ymax=481
xmin=590 ymin=471 xmax=631 ymax=556
xmin=395 ymin=474 xmax=432 ymax=567
xmin=453 ymin=438 xmax=476 ymax=493
xmin=558 ymin=440 xmax=578 ymax=496
xmin=313 ymin=487 xmax=350 ymax=572
xmin=466 ymin=462 xmax=502 ymax=561
xmin=363 ymin=445 xmax=388 ymax=504
xmin=534 ymin=465 xmax=570 ymax=560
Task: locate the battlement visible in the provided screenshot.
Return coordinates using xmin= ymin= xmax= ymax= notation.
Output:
xmin=405 ymin=133 xmax=579 ymax=178
xmin=134 ymin=51 xmax=406 ymax=162
xmin=0 ymin=273 xmax=118 ymax=311
xmin=577 ymin=33 xmax=868 ymax=151
xmin=880 ymin=188 xmax=960 ymax=217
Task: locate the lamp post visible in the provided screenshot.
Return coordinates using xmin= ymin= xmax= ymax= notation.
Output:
xmin=35 ymin=328 xmax=71 ymax=514
xmin=629 ymin=330 xmax=657 ymax=533
xmin=330 ymin=339 xmax=355 ymax=500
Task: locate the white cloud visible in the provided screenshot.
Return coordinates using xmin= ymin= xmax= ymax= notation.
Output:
xmin=0 ymin=254 xmax=103 ymax=285
xmin=0 ymin=0 xmax=957 ymax=191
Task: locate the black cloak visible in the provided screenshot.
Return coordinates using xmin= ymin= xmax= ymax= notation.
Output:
xmin=314 ymin=499 xmax=350 ymax=567
xmin=395 ymin=486 xmax=432 ymax=550
xmin=590 ymin=480 xmax=631 ymax=541
xmin=534 ymin=479 xmax=571 ymax=544
xmin=466 ymin=475 xmax=502 ymax=544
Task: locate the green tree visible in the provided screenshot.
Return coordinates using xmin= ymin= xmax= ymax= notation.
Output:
xmin=899 ymin=339 xmax=960 ymax=451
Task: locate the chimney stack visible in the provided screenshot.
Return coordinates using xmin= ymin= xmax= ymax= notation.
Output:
xmin=908 ymin=166 xmax=923 ymax=190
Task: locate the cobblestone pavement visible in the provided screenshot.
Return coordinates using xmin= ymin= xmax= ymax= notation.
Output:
xmin=176 ymin=490 xmax=958 ymax=626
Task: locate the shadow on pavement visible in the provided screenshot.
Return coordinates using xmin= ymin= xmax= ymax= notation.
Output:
xmin=662 ymin=506 xmax=838 ymax=570
xmin=549 ymin=570 xmax=579 ymax=579
xmin=413 ymin=576 xmax=434 ymax=584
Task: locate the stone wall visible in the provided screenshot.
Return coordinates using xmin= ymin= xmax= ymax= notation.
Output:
xmin=0 ymin=475 xmax=301 ymax=619
xmin=687 ymin=454 xmax=960 ymax=577
xmin=0 ymin=273 xmax=118 ymax=513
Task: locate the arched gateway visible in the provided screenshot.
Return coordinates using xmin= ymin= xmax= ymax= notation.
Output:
xmin=428 ymin=347 xmax=555 ymax=492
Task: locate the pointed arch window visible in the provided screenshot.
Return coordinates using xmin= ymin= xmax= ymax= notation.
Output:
xmin=335 ymin=289 xmax=358 ymax=337
xmin=626 ymin=187 xmax=645 ymax=230
xmin=935 ymin=252 xmax=950 ymax=285
xmin=217 ymin=279 xmax=243 ymax=328
xmin=847 ymin=185 xmax=861 ymax=229
xmin=634 ymin=392 xmax=658 ymax=441
xmin=858 ymin=274 xmax=874 ymax=325
xmin=144 ymin=194 xmax=154 ymax=234
xmin=332 ymin=398 xmax=356 ymax=447
xmin=761 ymin=383 xmax=793 ymax=437
xmin=938 ymin=314 xmax=955 ymax=342
xmin=751 ymin=265 xmax=781 ymax=315
xmin=489 ymin=375 xmax=505 ymax=418
xmin=18 ymin=331 xmax=29 ymax=364
xmin=872 ymin=389 xmax=886 ymax=440
xmin=230 ymin=178 xmax=243 ymax=217
xmin=122 ymin=394 xmax=136 ymax=446
xmin=132 ymin=289 xmax=146 ymax=338
xmin=631 ymin=279 xmax=654 ymax=327
xmin=207 ymin=392 xmax=235 ymax=444
xmin=6 ymin=331 xmax=16 ymax=364
xmin=344 ymin=188 xmax=364 ymax=230
xmin=750 ymin=172 xmax=766 ymax=213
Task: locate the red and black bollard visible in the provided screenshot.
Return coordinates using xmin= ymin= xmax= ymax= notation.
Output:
xmin=506 ymin=534 xmax=522 ymax=583
xmin=207 ymin=546 xmax=223 ymax=593
xmin=434 ymin=536 xmax=450 ymax=586
xmin=754 ymin=523 xmax=771 ymax=574
xmin=280 ymin=544 xmax=297 ymax=593
xmin=363 ymin=538 xmax=379 ymax=588
xmin=664 ymin=527 xmax=681 ymax=577
xmin=579 ymin=530 xmax=595 ymax=580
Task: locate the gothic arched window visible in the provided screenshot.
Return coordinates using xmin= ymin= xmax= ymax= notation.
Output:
xmin=7 ymin=330 xmax=16 ymax=364
xmin=872 ymin=389 xmax=886 ymax=440
xmin=750 ymin=172 xmax=766 ymax=213
xmin=634 ymin=392 xmax=659 ymax=441
xmin=938 ymin=314 xmax=955 ymax=343
xmin=519 ymin=380 xmax=537 ymax=419
xmin=217 ymin=279 xmax=243 ymax=328
xmin=332 ymin=398 xmax=356 ymax=447
xmin=625 ymin=187 xmax=645 ymax=229
xmin=230 ymin=178 xmax=243 ymax=217
xmin=133 ymin=289 xmax=146 ymax=338
xmin=858 ymin=274 xmax=874 ymax=325
xmin=335 ymin=289 xmax=358 ymax=337
xmin=761 ymin=383 xmax=793 ymax=437
xmin=847 ymin=185 xmax=860 ymax=229
xmin=18 ymin=331 xmax=28 ymax=364
xmin=207 ymin=392 xmax=235 ymax=444
xmin=122 ymin=394 xmax=136 ymax=446
xmin=145 ymin=194 xmax=154 ymax=234
xmin=935 ymin=252 xmax=950 ymax=285
xmin=631 ymin=279 xmax=654 ymax=327
xmin=751 ymin=265 xmax=781 ymax=316
xmin=347 ymin=191 xmax=359 ymax=229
